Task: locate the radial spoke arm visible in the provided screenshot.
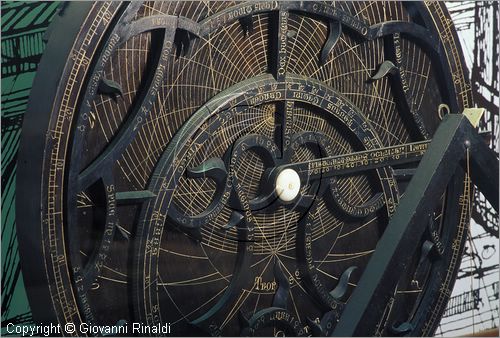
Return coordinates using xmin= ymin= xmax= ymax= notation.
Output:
xmin=269 ymin=9 xmax=289 ymax=82
xmin=270 ymin=8 xmax=295 ymax=155
xmin=275 ymin=100 xmax=295 ymax=157
xmin=276 ymin=140 xmax=431 ymax=182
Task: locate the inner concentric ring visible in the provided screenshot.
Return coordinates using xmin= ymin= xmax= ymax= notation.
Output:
xmin=135 ymin=73 xmax=398 ymax=335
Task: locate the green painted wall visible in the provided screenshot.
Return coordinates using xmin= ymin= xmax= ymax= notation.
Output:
xmin=1 ymin=1 xmax=60 ymax=334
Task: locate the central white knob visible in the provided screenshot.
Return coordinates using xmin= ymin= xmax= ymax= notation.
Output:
xmin=275 ymin=168 xmax=301 ymax=202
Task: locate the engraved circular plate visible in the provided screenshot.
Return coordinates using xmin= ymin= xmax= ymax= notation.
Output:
xmin=17 ymin=2 xmax=473 ymax=336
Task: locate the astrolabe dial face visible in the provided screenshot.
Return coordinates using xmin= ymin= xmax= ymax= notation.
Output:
xmin=17 ymin=1 xmax=473 ymax=337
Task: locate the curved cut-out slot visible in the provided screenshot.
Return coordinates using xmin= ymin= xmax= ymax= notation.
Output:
xmin=76 ymin=179 xmax=107 ymax=268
